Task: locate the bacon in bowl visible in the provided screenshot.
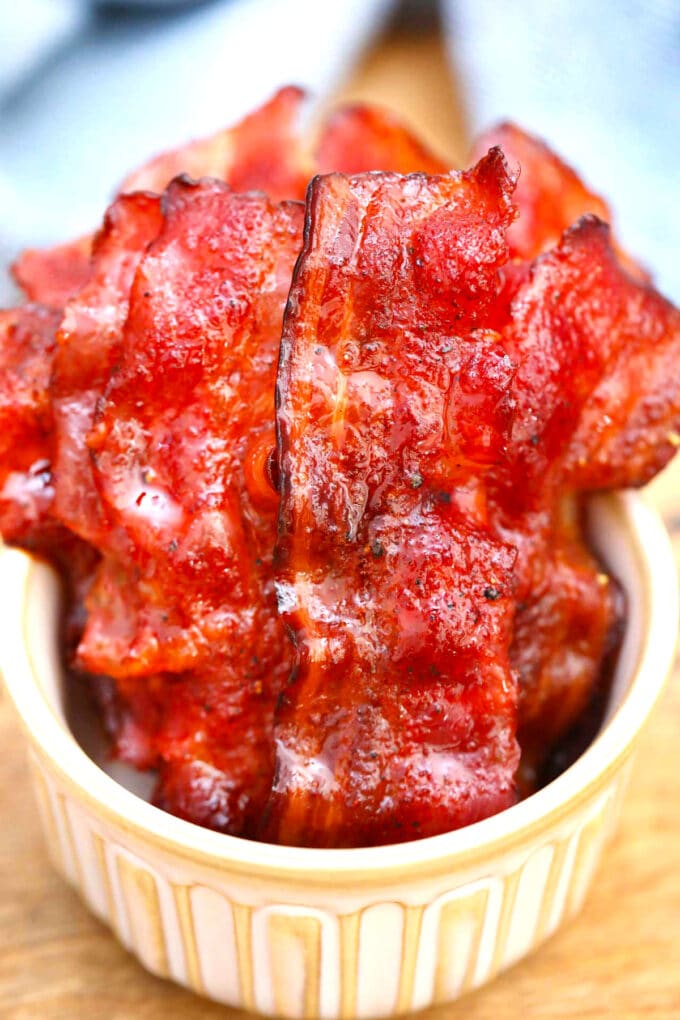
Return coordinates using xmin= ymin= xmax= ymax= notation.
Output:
xmin=1 ymin=90 xmax=679 ymax=851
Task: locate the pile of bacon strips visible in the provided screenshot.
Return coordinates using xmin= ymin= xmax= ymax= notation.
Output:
xmin=2 ymin=88 xmax=680 ymax=847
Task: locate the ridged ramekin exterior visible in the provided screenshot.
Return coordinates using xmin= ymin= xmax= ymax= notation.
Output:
xmin=2 ymin=492 xmax=676 ymax=1018
xmin=27 ymin=745 xmax=632 ymax=1018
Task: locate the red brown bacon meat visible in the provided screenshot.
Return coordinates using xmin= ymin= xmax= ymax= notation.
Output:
xmin=1 ymin=91 xmax=679 ymax=847
xmin=0 ymin=92 xmax=451 ymax=836
xmin=124 ymin=86 xmax=450 ymax=200
xmin=122 ymin=86 xmax=311 ymax=201
xmin=51 ymin=192 xmax=163 ymax=548
xmin=84 ymin=180 xmax=304 ymax=834
xmin=473 ymin=122 xmax=647 ymax=282
xmin=493 ymin=215 xmax=680 ymax=779
xmin=473 ymin=123 xmax=610 ymax=262
xmin=0 ymin=303 xmax=60 ymax=546
xmin=316 ymin=103 xmax=448 ymax=177
xmin=266 ymin=153 xmax=522 ymax=847
xmin=0 ymin=301 xmax=101 ymax=656
xmin=463 ymin=124 xmax=676 ymax=784
xmin=12 ymin=235 xmax=92 ymax=309
xmin=270 ymin=153 xmax=680 ymax=845
xmin=5 ymin=90 xmax=447 ymax=549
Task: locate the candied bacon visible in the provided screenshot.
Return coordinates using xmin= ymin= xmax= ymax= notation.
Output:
xmin=84 ymin=180 xmax=302 ymax=673
xmin=474 ymin=123 xmax=646 ymax=280
xmin=473 ymin=123 xmax=610 ymax=262
xmin=90 ymin=662 xmax=289 ymax=837
xmin=498 ymin=217 xmax=679 ymax=772
xmin=151 ymin=661 xmax=287 ymax=834
xmin=0 ymin=303 xmax=60 ymax=545
xmin=0 ymin=303 xmax=99 ymax=660
xmin=122 ymin=86 xmax=310 ymax=202
xmin=569 ymin=330 xmax=680 ymax=490
xmin=89 ymin=673 xmax=163 ymax=771
xmin=3 ymin=197 xmax=156 ymax=565
xmin=265 ymin=154 xmax=521 ymax=848
xmin=1 ymin=89 xmax=679 ymax=846
xmin=12 ymin=236 xmax=92 ymax=308
xmin=316 ymin=104 xmax=449 ymax=176
xmin=268 ymin=148 xmax=680 ymax=843
xmin=559 ymin=246 xmax=680 ymax=490
xmin=486 ymin=215 xmax=680 ymax=769
xmin=122 ymin=88 xmax=449 ymax=206
xmin=77 ymin=557 xmax=192 ymax=678
xmin=80 ymin=179 xmax=303 ymax=834
xmin=511 ymin=519 xmax=620 ymax=786
xmin=51 ymin=191 xmax=163 ymax=546
xmin=486 ymin=499 xmax=620 ymax=785
xmin=499 ymin=216 xmax=680 ymax=497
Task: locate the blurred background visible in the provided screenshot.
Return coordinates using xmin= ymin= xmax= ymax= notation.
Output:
xmin=0 ymin=0 xmax=678 ymax=302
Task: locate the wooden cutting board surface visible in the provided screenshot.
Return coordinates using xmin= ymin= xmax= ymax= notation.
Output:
xmin=1 ymin=24 xmax=679 ymax=1020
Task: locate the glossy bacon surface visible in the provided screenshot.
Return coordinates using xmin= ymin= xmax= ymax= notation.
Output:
xmin=474 ymin=123 xmax=646 ymax=281
xmin=560 ymin=245 xmax=680 ymax=490
xmin=486 ymin=215 xmax=680 ymax=769
xmin=267 ymin=154 xmax=522 ymax=847
xmin=122 ymin=86 xmax=310 ymax=201
xmin=123 ymin=88 xmax=449 ymax=204
xmin=0 ymin=302 xmax=99 ymax=660
xmin=12 ymin=236 xmax=92 ymax=308
xmin=503 ymin=222 xmax=679 ymax=776
xmin=82 ymin=180 xmax=302 ymax=674
xmin=2 ymin=90 xmax=679 ymax=847
xmin=51 ymin=192 xmax=163 ymax=547
xmin=473 ymin=123 xmax=610 ymax=261
xmin=0 ymin=304 xmax=60 ymax=544
xmin=82 ymin=180 xmax=303 ymax=833
xmin=316 ymin=104 xmax=449 ymax=176
xmin=510 ymin=514 xmax=620 ymax=786
xmin=501 ymin=217 xmax=680 ymax=497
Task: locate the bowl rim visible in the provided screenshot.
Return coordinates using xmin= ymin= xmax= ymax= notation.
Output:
xmin=1 ymin=490 xmax=677 ymax=887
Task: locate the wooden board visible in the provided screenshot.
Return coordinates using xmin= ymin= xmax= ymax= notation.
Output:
xmin=1 ymin=24 xmax=679 ymax=1020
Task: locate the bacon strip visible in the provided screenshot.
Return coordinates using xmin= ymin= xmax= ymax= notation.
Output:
xmin=503 ymin=216 xmax=680 ymax=496
xmin=474 ymin=123 xmax=646 ymax=279
xmin=0 ymin=304 xmax=60 ymax=544
xmin=12 ymin=236 xmax=92 ymax=308
xmin=2 ymin=92 xmax=678 ymax=844
xmin=0 ymin=302 xmax=99 ymax=662
xmin=473 ymin=123 xmax=610 ymax=261
xmin=51 ymin=192 xmax=163 ymax=546
xmin=489 ymin=216 xmax=680 ymax=772
xmin=510 ymin=518 xmax=620 ymax=786
xmin=122 ymin=86 xmax=311 ymax=201
xmin=266 ymin=154 xmax=521 ymax=847
xmin=123 ymin=88 xmax=450 ymax=203
xmin=317 ymin=103 xmax=449 ymax=176
xmin=81 ymin=180 xmax=303 ymax=834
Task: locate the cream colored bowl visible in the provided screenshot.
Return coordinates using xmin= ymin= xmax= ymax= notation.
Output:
xmin=1 ymin=491 xmax=677 ymax=1019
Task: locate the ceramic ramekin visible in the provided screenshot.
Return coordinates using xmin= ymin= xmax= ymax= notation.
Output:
xmin=0 ymin=491 xmax=677 ymax=1019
